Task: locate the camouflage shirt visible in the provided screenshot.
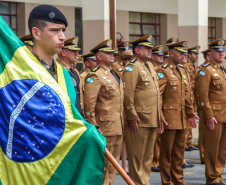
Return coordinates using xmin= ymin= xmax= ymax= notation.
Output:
xmin=32 ymin=52 xmax=58 ymax=82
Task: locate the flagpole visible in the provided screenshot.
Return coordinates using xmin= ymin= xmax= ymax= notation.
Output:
xmin=105 ymin=149 xmax=135 ymax=185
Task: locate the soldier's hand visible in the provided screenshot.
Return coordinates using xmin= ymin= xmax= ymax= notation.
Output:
xmin=206 ymin=117 xmax=218 ymax=131
xmin=128 ymin=118 xmax=140 ymax=132
xmin=188 ymin=115 xmax=199 ymax=128
xmin=158 ymin=120 xmax=168 ymax=134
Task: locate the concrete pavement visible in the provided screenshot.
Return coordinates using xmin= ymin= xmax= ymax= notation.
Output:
xmin=114 ymin=150 xmax=226 ymax=185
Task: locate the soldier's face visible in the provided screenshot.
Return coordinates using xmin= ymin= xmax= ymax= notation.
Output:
xmin=98 ymin=52 xmax=114 ymax=65
xmin=210 ymin=49 xmax=225 ymax=63
xmin=136 ymin=46 xmax=152 ymax=60
xmin=152 ymin=55 xmax=163 ymax=64
xmin=86 ymin=59 xmax=97 ymax=69
xmin=171 ymin=50 xmax=186 ymax=64
xmin=33 ymin=22 xmax=66 ymax=55
xmin=64 ymin=49 xmax=79 ymax=64
xmin=181 ymin=55 xmax=187 ymax=64
xmin=189 ymin=52 xmax=199 ymax=63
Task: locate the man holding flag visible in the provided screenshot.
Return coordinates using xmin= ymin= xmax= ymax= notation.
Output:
xmin=0 ymin=4 xmax=106 ymax=185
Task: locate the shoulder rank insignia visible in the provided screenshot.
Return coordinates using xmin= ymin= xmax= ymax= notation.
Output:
xmin=130 ymin=58 xmax=137 ymax=63
xmin=91 ymin=65 xmax=100 ymax=72
xmin=118 ymin=68 xmax=124 ymax=72
xmin=201 ymin=63 xmax=210 ymax=67
xmin=178 ymin=64 xmax=184 ymax=68
xmin=162 ymin=63 xmax=168 ymax=69
xmin=79 ymin=69 xmax=84 ymax=74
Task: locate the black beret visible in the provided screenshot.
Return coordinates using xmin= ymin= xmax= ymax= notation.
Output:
xmin=29 ymin=5 xmax=68 ymax=27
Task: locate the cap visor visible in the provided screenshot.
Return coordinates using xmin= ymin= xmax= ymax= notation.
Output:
xmin=154 ymin=53 xmax=164 ymax=56
xmin=215 ymin=48 xmax=225 ymax=52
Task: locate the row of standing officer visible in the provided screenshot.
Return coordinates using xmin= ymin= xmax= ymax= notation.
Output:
xmin=20 ymin=23 xmax=226 ymax=184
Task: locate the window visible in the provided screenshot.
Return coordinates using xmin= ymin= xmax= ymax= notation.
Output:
xmin=208 ymin=18 xmax=216 ymax=43
xmin=0 ymin=2 xmax=17 ymax=34
xmin=129 ymin=12 xmax=160 ymax=46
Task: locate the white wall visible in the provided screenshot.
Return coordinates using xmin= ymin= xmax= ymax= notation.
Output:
xmin=178 ymin=0 xmax=208 ymax=26
xmin=116 ymin=0 xmax=178 ymax=14
xmin=0 ymin=0 xmax=82 ymax=7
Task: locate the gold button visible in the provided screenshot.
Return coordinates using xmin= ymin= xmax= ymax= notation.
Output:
xmin=213 ymin=107 xmax=215 ymax=109
xmin=121 ymin=104 xmax=123 ymax=106
xmin=143 ymin=110 xmax=146 ymax=113
xmin=182 ymin=90 xmax=184 ymax=92
xmin=174 ymin=83 xmax=176 ymax=85
xmin=182 ymin=99 xmax=184 ymax=101
xmin=170 ymin=106 xmax=172 ymax=109
xmin=182 ymin=107 xmax=184 ymax=109
xmin=146 ymin=79 xmax=148 ymax=81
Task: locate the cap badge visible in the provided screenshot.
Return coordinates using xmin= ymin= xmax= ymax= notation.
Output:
xmin=72 ymin=37 xmax=78 ymax=45
xmin=49 ymin=12 xmax=55 ymax=19
xmin=147 ymin=35 xmax=152 ymax=41
xmin=183 ymin=42 xmax=188 ymax=48
xmin=125 ymin=42 xmax=129 ymax=46
xmin=172 ymin=38 xmax=177 ymax=42
xmin=218 ymin=40 xmax=225 ymax=46
xmin=159 ymin=46 xmax=163 ymax=51
xmin=107 ymin=40 xmax=112 ymax=47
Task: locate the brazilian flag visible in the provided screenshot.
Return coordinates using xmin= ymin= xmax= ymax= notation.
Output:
xmin=0 ymin=15 xmax=106 ymax=185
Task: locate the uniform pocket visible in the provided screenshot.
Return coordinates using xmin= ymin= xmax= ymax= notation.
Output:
xmin=136 ymin=107 xmax=152 ymax=123
xmin=212 ymin=78 xmax=223 ymax=91
xmin=100 ymin=84 xmax=116 ymax=97
xmin=163 ymin=103 xmax=179 ymax=121
xmin=141 ymin=76 xmax=152 ymax=88
xmin=169 ymin=80 xmax=179 ymax=93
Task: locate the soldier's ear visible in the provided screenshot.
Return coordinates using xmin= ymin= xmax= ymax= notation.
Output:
xmin=61 ymin=49 xmax=67 ymax=56
xmin=169 ymin=50 xmax=174 ymax=57
xmin=96 ymin=52 xmax=102 ymax=61
xmin=32 ymin=27 xmax=41 ymax=42
xmin=134 ymin=47 xmax=140 ymax=54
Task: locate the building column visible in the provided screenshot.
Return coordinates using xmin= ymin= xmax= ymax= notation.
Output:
xmin=82 ymin=0 xmax=110 ymax=53
xmin=178 ymin=0 xmax=208 ymax=65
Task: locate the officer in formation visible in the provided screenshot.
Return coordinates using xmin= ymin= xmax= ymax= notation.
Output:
xmin=184 ymin=46 xmax=200 ymax=152
xmin=123 ymin=35 xmax=160 ymax=185
xmin=150 ymin=45 xmax=164 ymax=173
xmin=196 ymin=48 xmax=210 ymax=165
xmin=196 ymin=39 xmax=226 ymax=185
xmin=157 ymin=40 xmax=198 ymax=185
xmin=80 ymin=52 xmax=97 ymax=86
xmin=56 ymin=36 xmax=84 ymax=116
xmin=112 ymin=41 xmax=130 ymax=77
xmin=83 ymin=39 xmax=124 ymax=185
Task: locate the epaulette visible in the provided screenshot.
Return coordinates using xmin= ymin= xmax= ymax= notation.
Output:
xmin=91 ymin=65 xmax=100 ymax=72
xmin=201 ymin=63 xmax=210 ymax=67
xmin=79 ymin=69 xmax=84 ymax=74
xmin=130 ymin=58 xmax=137 ymax=63
xmin=178 ymin=64 xmax=184 ymax=68
xmin=162 ymin=63 xmax=168 ymax=69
